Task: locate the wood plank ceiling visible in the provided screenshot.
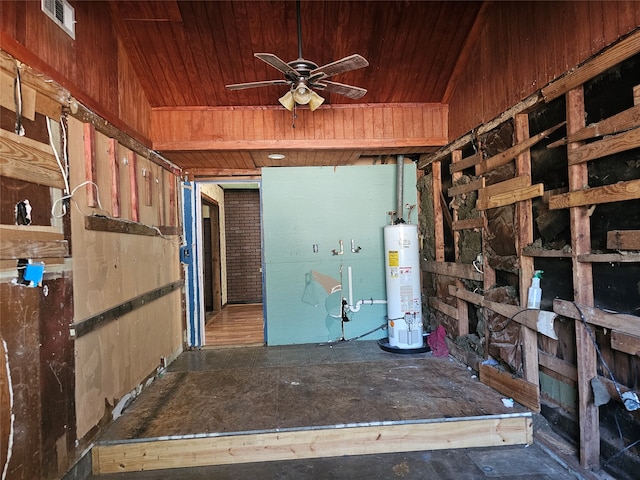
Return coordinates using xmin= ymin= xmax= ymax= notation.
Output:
xmin=108 ymin=1 xmax=485 ymax=174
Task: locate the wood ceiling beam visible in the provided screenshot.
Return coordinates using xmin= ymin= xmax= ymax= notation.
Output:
xmin=151 ymin=103 xmax=448 ymax=152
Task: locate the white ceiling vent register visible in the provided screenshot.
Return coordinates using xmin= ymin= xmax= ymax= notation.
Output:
xmin=41 ymin=0 xmax=75 ymax=39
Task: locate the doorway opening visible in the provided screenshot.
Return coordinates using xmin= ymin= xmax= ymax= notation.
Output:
xmin=198 ymin=182 xmax=265 ymax=347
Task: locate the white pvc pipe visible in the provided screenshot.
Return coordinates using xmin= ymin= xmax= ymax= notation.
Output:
xmin=346 ymin=266 xmax=386 ymax=313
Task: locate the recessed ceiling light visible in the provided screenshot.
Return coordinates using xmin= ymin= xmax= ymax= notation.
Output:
xmin=268 ymin=153 xmax=285 ymax=160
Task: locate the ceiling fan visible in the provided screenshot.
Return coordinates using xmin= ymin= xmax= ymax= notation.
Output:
xmin=225 ymin=0 xmax=368 ymax=111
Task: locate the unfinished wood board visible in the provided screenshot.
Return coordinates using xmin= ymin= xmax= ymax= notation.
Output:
xmin=84 ymin=215 xmax=161 ymax=236
xmin=577 ymin=253 xmax=640 ymax=263
xmin=548 ymin=179 xmax=640 ymax=209
xmin=477 ymin=175 xmax=531 ymax=204
xmin=568 ymin=104 xmax=640 ymax=143
xmin=475 ymin=123 xmax=564 ymax=175
xmin=447 ymin=177 xmax=485 ymax=197
xmin=423 ymin=261 xmax=483 ymax=281
xmin=0 ymin=238 xmax=68 ymax=259
xmin=0 ymin=128 xmax=63 ymax=188
xmin=452 ymin=217 xmax=484 ymax=230
xmin=554 ymin=299 xmax=640 ymax=338
xmin=449 ymin=152 xmax=482 ymax=173
xmin=478 ymin=184 xmax=543 ymax=210
xmin=93 ymin=415 xmax=532 ymax=474
xmin=0 ymin=70 xmax=36 ymax=120
xmin=521 ymin=246 xmax=572 ymax=258
xmin=428 ymin=296 xmax=460 ymax=321
xmin=477 ymin=184 xmax=543 ymax=211
xmin=607 ymin=230 xmax=640 ymax=250
xmin=611 ymin=331 xmax=640 ymax=356
xmin=567 ymin=126 xmax=640 ymax=165
xmin=479 ymin=364 xmax=540 ymax=412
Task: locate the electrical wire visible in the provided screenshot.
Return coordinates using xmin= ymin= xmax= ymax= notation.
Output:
xmin=13 ymin=62 xmax=24 ymax=136
xmin=46 ymin=116 xmax=70 ymax=197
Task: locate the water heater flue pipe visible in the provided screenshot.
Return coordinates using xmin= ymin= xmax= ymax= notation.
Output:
xmin=396 ymin=154 xmax=404 ymax=223
xmin=346 ymin=266 xmax=387 ymax=313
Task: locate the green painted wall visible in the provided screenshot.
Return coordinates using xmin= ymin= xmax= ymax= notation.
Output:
xmin=262 ymin=164 xmax=418 ymax=345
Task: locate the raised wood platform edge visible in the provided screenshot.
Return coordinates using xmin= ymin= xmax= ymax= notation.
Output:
xmin=92 ymin=415 xmax=533 ymax=474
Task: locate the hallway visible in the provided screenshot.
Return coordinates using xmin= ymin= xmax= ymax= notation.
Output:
xmin=204 ymin=303 xmax=264 ymax=347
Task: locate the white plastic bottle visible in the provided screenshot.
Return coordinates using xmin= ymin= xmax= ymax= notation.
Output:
xmin=527 ymin=270 xmax=543 ymax=309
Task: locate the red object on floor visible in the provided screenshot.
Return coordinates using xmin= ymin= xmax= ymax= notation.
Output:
xmin=428 ymin=325 xmax=449 ymax=357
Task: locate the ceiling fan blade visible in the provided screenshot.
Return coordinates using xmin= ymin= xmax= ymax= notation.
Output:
xmin=314 ymin=80 xmax=367 ymax=100
xmin=226 ymin=79 xmax=290 ymax=90
xmin=310 ymin=54 xmax=369 ymax=79
xmin=254 ymin=53 xmax=299 ymax=78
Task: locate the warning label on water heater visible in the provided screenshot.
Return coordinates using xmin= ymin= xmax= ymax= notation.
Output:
xmin=388 ymin=251 xmax=398 ymax=267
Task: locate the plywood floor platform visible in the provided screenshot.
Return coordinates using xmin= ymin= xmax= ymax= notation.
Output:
xmin=93 ymin=341 xmax=534 ymax=475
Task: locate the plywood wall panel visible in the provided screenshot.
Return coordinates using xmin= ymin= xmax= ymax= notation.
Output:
xmin=65 ymin=117 xmax=183 ymax=440
xmin=449 ymin=1 xmax=640 ymax=140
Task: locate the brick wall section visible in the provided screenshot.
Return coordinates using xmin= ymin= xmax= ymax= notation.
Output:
xmin=224 ymin=189 xmax=262 ymax=303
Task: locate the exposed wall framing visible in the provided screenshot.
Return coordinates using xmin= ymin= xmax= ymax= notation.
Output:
xmin=0 ymin=53 xmax=184 ymax=479
xmin=420 ymin=48 xmax=640 ymax=472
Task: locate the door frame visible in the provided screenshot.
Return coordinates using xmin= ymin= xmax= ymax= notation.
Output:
xmin=202 ymin=196 xmax=222 ymax=314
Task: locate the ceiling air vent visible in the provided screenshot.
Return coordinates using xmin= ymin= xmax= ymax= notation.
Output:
xmin=41 ymin=0 xmax=75 ymax=39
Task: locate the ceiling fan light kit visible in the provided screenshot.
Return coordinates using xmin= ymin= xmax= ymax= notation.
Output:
xmin=226 ymin=0 xmax=367 ymax=113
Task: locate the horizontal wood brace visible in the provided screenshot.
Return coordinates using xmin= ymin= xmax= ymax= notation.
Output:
xmin=607 ymin=230 xmax=640 ymax=250
xmin=71 ymin=280 xmax=183 ymax=338
xmin=452 ymin=217 xmax=484 ymax=230
xmin=521 ymin=246 xmax=572 ymax=258
xmin=476 ymin=184 xmax=543 ymax=211
xmin=428 ymin=296 xmax=459 ymax=320
xmin=567 ymin=104 xmax=640 ymax=144
xmin=448 ymin=285 xmax=558 ymax=340
xmin=553 ymin=299 xmax=640 ymax=337
xmin=548 ymin=179 xmax=640 ymax=210
xmin=577 ymin=253 xmax=640 ymax=263
xmin=567 ymin=126 xmax=640 ymax=165
xmin=447 ymin=178 xmax=484 ymax=197
xmin=450 ymin=152 xmax=482 ymax=173
xmin=0 ymin=128 xmax=64 ymax=188
xmin=84 ymin=215 xmax=179 ymax=237
xmin=475 ymin=123 xmax=565 ymax=175
xmin=422 ymin=260 xmax=483 ymax=281
xmin=0 ymin=239 xmax=68 ymax=260
xmin=610 ymin=331 xmax=640 ymax=356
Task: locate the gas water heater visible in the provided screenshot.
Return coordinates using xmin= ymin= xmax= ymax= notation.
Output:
xmin=384 ymin=223 xmax=423 ymax=348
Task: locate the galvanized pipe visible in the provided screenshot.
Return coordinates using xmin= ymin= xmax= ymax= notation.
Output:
xmin=396 ymin=154 xmax=404 ymax=223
